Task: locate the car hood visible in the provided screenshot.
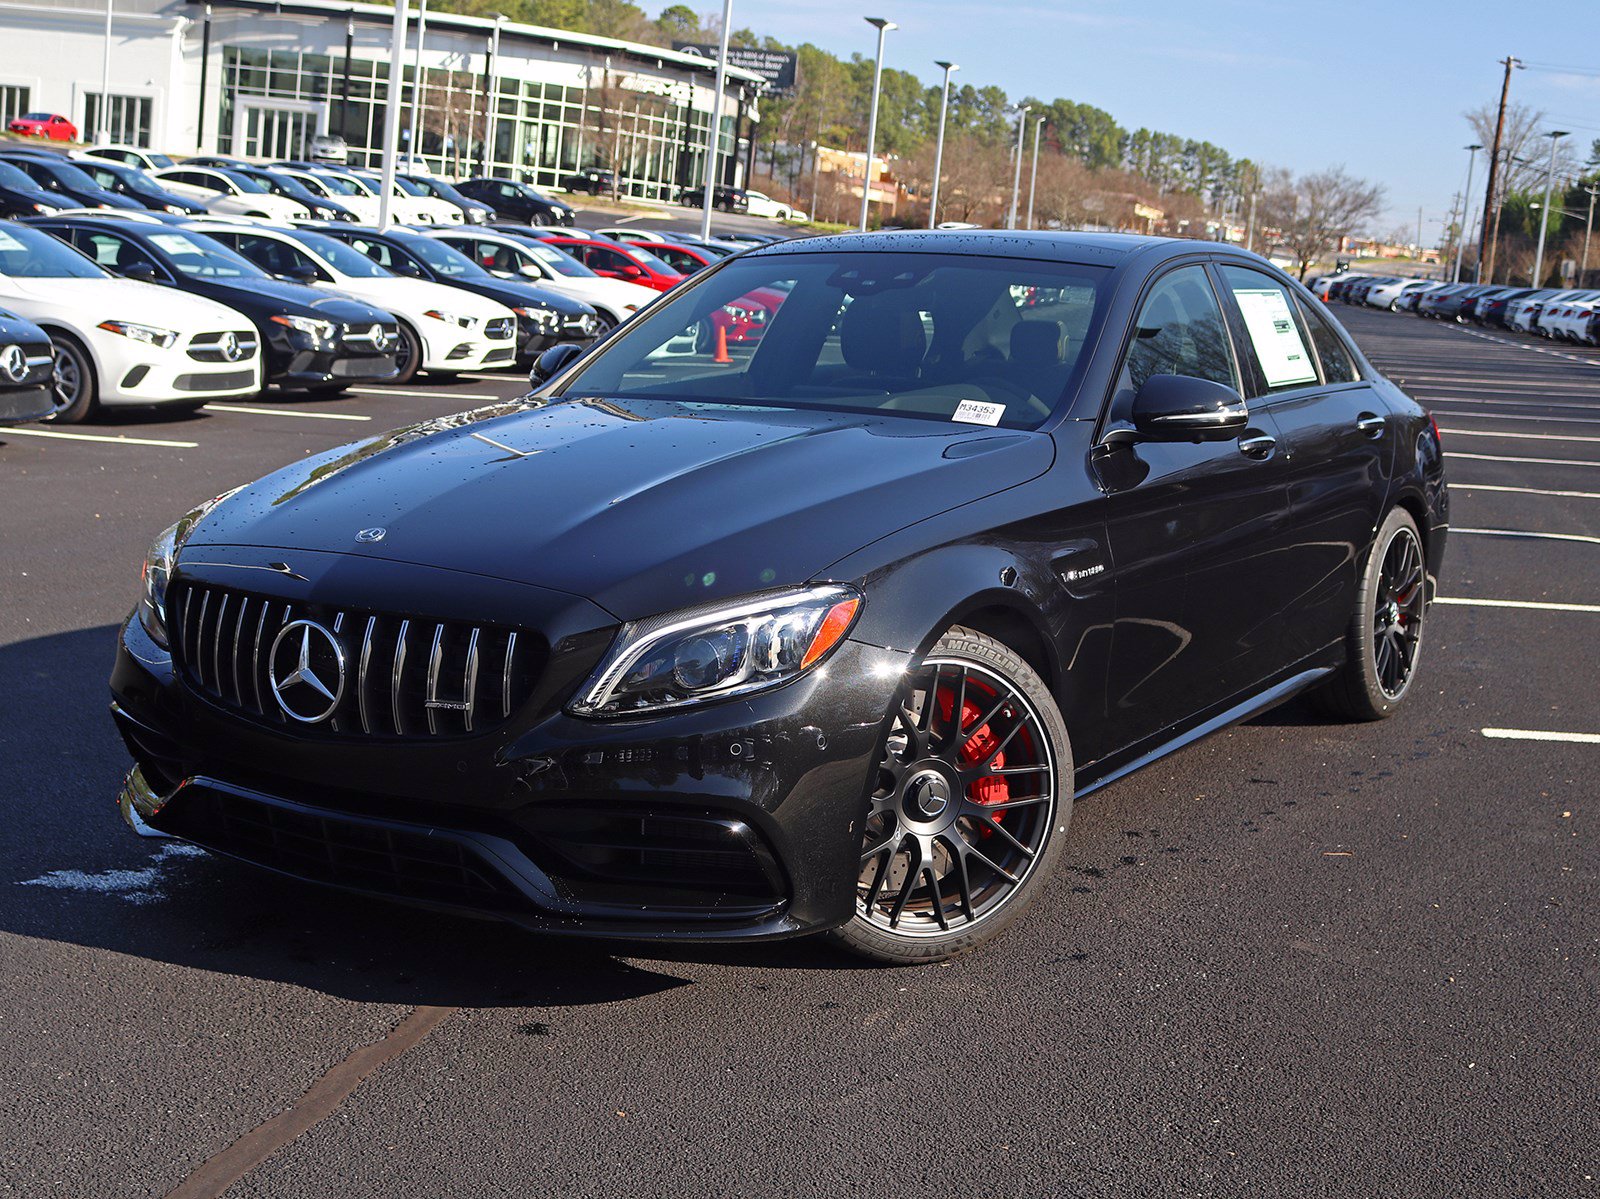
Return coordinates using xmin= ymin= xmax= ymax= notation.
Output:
xmin=203 ymin=277 xmax=392 ymax=323
xmin=0 ymin=275 xmax=255 ymax=327
xmin=453 ymin=275 xmax=590 ymax=316
xmin=185 ymin=397 xmax=1055 ymax=621
xmin=326 ymin=275 xmax=513 ymax=323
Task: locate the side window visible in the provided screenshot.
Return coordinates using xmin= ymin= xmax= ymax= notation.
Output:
xmin=1218 ymin=265 xmax=1319 ymax=394
xmin=1122 ymin=264 xmax=1238 ymax=392
xmin=1295 ymin=296 xmax=1359 ymax=384
xmin=229 ymin=233 xmax=319 ymax=279
xmin=81 ymin=231 xmax=157 ymax=275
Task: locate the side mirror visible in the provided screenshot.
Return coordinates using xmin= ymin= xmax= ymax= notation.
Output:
xmin=518 ymin=263 xmax=543 ymax=279
xmin=1123 ymin=374 xmax=1249 ymax=443
xmin=619 ymin=264 xmax=645 ymax=278
xmin=122 ymin=263 xmax=159 ymax=284
xmin=281 ymin=264 xmax=320 ymax=285
xmin=529 ymin=342 xmax=584 ymax=387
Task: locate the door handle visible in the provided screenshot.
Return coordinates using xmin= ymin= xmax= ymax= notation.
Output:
xmin=1356 ymin=413 xmax=1386 ymax=438
xmin=1237 ymin=433 xmax=1277 ymax=459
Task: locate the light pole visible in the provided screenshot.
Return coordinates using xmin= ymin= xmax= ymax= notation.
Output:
xmin=1532 ymin=129 xmax=1570 ymax=286
xmin=1006 ymin=104 xmax=1029 ymax=229
xmin=927 ymin=59 xmax=957 ymax=230
xmin=482 ymin=13 xmax=506 ymax=177
xmin=1025 ymin=114 xmax=1045 ymax=230
xmin=1584 ymin=184 xmax=1599 ymax=285
xmin=858 ymin=17 xmax=895 ymax=233
xmin=406 ymin=0 xmax=428 ymax=170
xmin=377 ymin=0 xmax=409 ymax=229
xmin=99 ymin=0 xmax=113 ymax=142
xmin=1454 ymin=143 xmax=1482 ymax=283
xmin=698 ymin=0 xmax=734 ymax=242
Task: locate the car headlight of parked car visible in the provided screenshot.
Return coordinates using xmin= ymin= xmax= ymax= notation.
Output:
xmin=98 ymin=320 xmax=179 ymax=348
xmin=423 ymin=309 xmax=469 ymax=327
xmin=569 ymin=585 xmax=861 ymax=717
xmin=512 ymin=305 xmax=561 ymax=335
xmin=271 ymin=314 xmax=338 ymax=342
xmin=138 ymin=489 xmax=242 ymax=649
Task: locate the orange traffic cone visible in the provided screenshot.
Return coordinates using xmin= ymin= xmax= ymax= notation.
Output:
xmin=712 ymin=323 xmax=732 ymax=365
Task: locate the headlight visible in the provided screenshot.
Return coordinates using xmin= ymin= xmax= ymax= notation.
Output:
xmin=271 ymin=313 xmax=338 ymax=341
xmin=98 ymin=320 xmax=178 ymax=348
xmin=512 ymin=305 xmax=560 ymax=333
xmin=137 ymin=489 xmax=242 ymax=648
xmin=569 ymin=585 xmax=861 ymax=717
xmin=423 ymin=309 xmax=468 ymax=326
xmin=164 ymin=204 xmax=186 ymax=215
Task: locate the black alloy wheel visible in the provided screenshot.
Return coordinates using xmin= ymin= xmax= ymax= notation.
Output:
xmin=1315 ymin=507 xmax=1426 ymax=721
xmin=831 ymin=627 xmax=1072 ymax=964
xmin=47 ymin=334 xmax=96 ymax=423
xmin=391 ymin=322 xmax=422 ymax=384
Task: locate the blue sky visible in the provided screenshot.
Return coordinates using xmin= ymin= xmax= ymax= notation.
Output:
xmin=746 ymin=0 xmax=1600 ymax=237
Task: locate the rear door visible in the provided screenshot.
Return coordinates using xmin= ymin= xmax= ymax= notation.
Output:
xmin=1214 ymin=262 xmax=1394 ymax=665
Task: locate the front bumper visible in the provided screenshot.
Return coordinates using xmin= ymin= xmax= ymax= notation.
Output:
xmin=110 ymin=593 xmax=909 ymax=941
xmin=418 ymin=328 xmax=517 ymax=372
xmin=266 ymin=337 xmax=402 ymax=389
xmin=0 ymin=381 xmax=51 ymax=424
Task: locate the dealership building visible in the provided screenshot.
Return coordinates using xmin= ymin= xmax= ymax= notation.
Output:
xmin=0 ymin=0 xmax=764 ymax=198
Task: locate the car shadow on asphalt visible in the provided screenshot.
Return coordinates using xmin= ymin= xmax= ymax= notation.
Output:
xmin=1 ymin=624 xmax=866 ymax=1010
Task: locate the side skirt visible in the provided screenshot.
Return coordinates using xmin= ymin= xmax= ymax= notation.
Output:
xmin=1073 ymin=665 xmax=1335 ymax=801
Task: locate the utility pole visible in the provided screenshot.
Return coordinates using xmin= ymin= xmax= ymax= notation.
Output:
xmin=1480 ymin=55 xmax=1521 ymax=284
xmin=1245 ymin=189 xmax=1257 ymax=253
xmin=1416 ymin=205 xmax=1423 ymax=261
xmin=407 ymin=0 xmax=427 ymax=169
xmin=99 ymin=0 xmax=113 ymax=142
xmin=195 ymin=3 xmax=212 ymax=151
xmin=1583 ymin=183 xmax=1599 ymax=285
xmin=340 ymin=13 xmax=353 ymax=140
xmin=1025 ymin=115 xmax=1044 ymax=230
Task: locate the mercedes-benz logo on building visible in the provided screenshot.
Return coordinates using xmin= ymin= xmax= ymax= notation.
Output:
xmin=267 ymin=620 xmax=346 ymax=723
xmin=0 ymin=344 xmax=27 ymax=383
xmin=219 ymin=331 xmax=244 ymax=362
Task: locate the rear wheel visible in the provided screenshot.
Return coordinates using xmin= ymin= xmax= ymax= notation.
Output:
xmin=1314 ymin=508 xmax=1426 ymax=721
xmin=828 ymin=627 xmax=1072 ymax=964
xmin=46 ymin=333 xmax=97 ymax=424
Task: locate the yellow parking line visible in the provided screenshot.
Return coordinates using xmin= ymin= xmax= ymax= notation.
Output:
xmin=0 ymin=426 xmax=198 ymax=448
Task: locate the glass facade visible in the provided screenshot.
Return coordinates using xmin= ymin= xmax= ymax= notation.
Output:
xmin=219 ymin=44 xmax=736 ymax=199
xmin=0 ymin=85 xmax=31 ymax=129
xmin=84 ymin=93 xmax=153 ymax=146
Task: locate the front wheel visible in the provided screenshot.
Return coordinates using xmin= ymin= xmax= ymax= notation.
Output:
xmin=828 ymin=627 xmax=1073 ymax=965
xmin=1314 ymin=508 xmax=1427 ymax=721
xmin=46 ymin=333 xmax=97 ymax=423
xmin=391 ymin=322 xmax=422 ymax=384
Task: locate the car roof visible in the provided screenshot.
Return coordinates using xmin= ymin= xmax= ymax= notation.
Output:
xmin=744 ymin=228 xmax=1199 ymax=267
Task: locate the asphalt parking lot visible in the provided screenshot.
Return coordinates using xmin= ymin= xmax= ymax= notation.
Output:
xmin=1 ymin=302 xmax=1595 ymax=1198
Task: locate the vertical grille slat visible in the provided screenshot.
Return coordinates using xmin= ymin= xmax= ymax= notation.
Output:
xmin=463 ymin=628 xmax=481 ymax=733
xmin=170 ymin=583 xmax=534 ymax=740
xmin=358 ymin=615 xmax=376 ymax=735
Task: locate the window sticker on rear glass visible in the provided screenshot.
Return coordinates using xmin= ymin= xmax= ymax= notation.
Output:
xmin=952 ymin=398 xmax=1005 ymax=426
xmin=150 ymin=233 xmax=204 ymax=255
xmin=0 ymin=229 xmax=25 ymax=253
xmin=1233 ymin=288 xmax=1317 ymax=388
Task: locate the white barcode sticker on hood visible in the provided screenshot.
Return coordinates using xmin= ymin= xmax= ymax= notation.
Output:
xmin=952 ymin=399 xmax=1005 ymax=426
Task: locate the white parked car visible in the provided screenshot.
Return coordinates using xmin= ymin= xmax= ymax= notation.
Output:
xmin=151 ymin=166 xmax=309 ymax=221
xmin=0 ymin=220 xmax=259 ymax=422
xmin=1538 ymin=291 xmax=1600 ymax=340
xmin=1364 ymin=278 xmax=1437 ymax=311
xmin=741 ymin=189 xmax=799 ymax=221
xmin=78 ymin=144 xmax=178 ymax=173
xmin=423 ymin=228 xmax=654 ymax=329
xmin=1507 ymin=289 xmax=1575 ymax=334
xmin=196 ymin=223 xmax=518 ymax=378
xmin=267 ymin=166 xmax=381 ymax=223
xmin=350 ymin=171 xmax=462 ymax=224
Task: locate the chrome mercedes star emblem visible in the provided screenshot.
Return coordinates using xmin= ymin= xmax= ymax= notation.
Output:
xmin=355 ymin=527 xmax=386 ymax=543
xmin=0 ymin=344 xmax=27 ymax=383
xmin=219 ymin=331 xmax=243 ymax=362
xmin=368 ymin=323 xmax=386 ymax=348
xmin=267 ymin=620 xmax=346 ymax=723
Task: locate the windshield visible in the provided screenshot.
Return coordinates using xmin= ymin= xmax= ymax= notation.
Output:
xmin=83 ymin=163 xmax=135 ymax=190
xmin=0 ymin=223 xmax=106 ymax=279
xmin=219 ymin=169 xmax=270 ymax=194
xmin=309 ymin=173 xmax=361 ymax=196
xmin=0 ymin=161 xmax=40 ymax=190
xmin=38 ymin=160 xmax=103 ymax=190
xmin=294 ymin=230 xmax=392 ymax=278
xmin=148 ymin=231 xmax=267 ymax=280
xmin=335 ymin=174 xmax=378 ymax=197
xmin=524 ymin=241 xmax=597 ymax=278
xmin=386 ymin=175 xmax=427 ymax=196
xmin=557 ymin=251 xmax=1109 ymax=430
xmin=623 ymin=246 xmax=675 ymax=274
xmin=402 ymin=236 xmax=488 ymax=279
xmin=146 ymin=152 xmax=176 ymax=168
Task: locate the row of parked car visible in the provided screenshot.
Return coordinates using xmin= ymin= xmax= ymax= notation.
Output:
xmin=1310 ymin=270 xmax=1600 ymax=345
xmin=0 ymin=144 xmax=798 ymax=426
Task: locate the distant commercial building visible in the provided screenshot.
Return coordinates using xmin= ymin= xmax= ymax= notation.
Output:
xmin=0 ymin=0 xmax=762 ymax=197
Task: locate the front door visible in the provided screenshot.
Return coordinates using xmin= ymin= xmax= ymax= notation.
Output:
xmin=235 ymin=100 xmax=323 ymax=162
xmin=1094 ymin=263 xmax=1291 ymax=750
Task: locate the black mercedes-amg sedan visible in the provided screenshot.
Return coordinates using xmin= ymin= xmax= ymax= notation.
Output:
xmin=31 ymin=217 xmax=402 ymax=394
xmin=110 ymin=231 xmax=1447 ymax=964
xmin=0 ymin=307 xmax=55 ymax=424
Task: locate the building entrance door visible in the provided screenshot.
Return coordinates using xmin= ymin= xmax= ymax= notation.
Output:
xmin=235 ymin=100 xmax=323 ymax=161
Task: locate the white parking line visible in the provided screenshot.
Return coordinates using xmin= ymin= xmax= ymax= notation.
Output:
xmin=1482 ymin=727 xmax=1600 ymax=744
xmin=1436 ymin=596 xmax=1600 ymax=613
xmin=1460 ymin=327 xmax=1600 ymax=366
xmin=1449 ymin=452 xmax=1600 ymax=469
xmin=1438 ymin=427 xmax=1600 ymax=444
xmin=352 ymin=387 xmax=502 ymax=400
xmin=0 ymin=427 xmax=199 ymax=448
xmin=1421 ymin=393 xmax=1600 ymax=411
xmin=1429 ymin=408 xmax=1600 ymax=427
xmin=1450 ymin=483 xmax=1600 ymax=500
xmin=205 ymin=404 xmax=371 ymax=422
xmin=1453 ymin=527 xmax=1600 ymax=547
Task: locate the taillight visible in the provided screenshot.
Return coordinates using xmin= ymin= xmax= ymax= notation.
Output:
xmin=1429 ymin=412 xmax=1441 ymax=446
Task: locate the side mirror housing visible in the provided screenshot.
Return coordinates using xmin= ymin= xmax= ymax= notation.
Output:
xmin=281 ymin=264 xmax=320 ymax=285
xmin=529 ymin=342 xmax=584 ymax=387
xmin=619 ymin=264 xmax=645 ymax=278
xmin=1127 ymin=374 xmax=1249 ymax=442
xmin=122 ymin=263 xmax=159 ymax=284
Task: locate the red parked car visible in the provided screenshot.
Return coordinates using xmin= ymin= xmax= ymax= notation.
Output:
xmin=7 ymin=112 xmax=77 ymax=141
xmin=622 ymin=239 xmax=720 ymax=277
xmin=541 ymin=235 xmax=683 ymax=292
xmin=710 ymin=284 xmax=790 ymax=347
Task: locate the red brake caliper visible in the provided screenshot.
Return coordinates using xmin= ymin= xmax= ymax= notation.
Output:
xmin=936 ymin=688 xmax=1009 ymax=821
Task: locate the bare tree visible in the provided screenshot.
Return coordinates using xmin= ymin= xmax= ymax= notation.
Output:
xmin=1259 ymin=166 xmax=1385 ymax=278
xmin=1467 ymin=101 xmax=1577 ymax=193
